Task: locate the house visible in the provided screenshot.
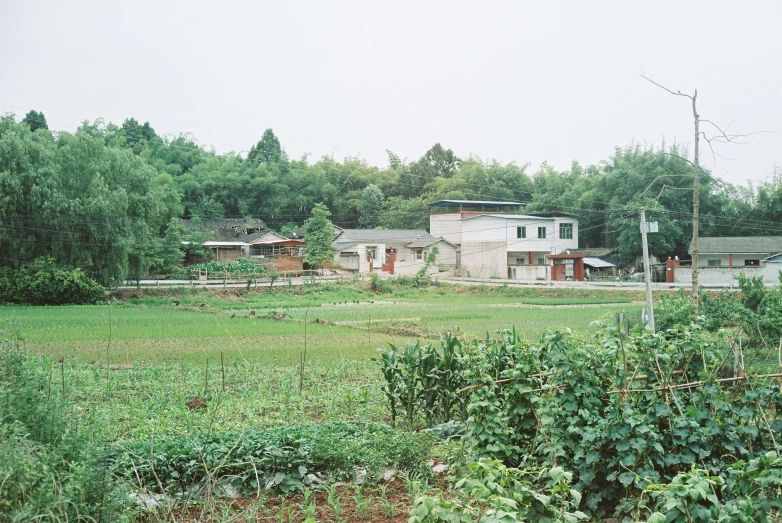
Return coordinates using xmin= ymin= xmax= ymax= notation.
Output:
xmin=248 ymin=237 xmax=306 ymax=273
xmin=455 ymin=213 xmax=579 ymax=280
xmin=332 ymin=229 xmax=458 ymax=276
xmin=696 ymin=237 xmax=782 ymax=267
xmin=428 ymin=200 xmax=527 ymax=245
xmin=671 ymin=236 xmax=782 ymax=285
xmin=202 ymin=241 xmax=249 ymax=262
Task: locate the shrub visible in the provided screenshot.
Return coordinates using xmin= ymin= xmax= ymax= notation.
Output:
xmin=369 ymin=272 xmax=391 ymax=294
xmin=736 ymin=273 xmax=767 ymax=312
xmin=0 ymin=257 xmax=105 ymax=305
xmin=0 ymin=328 xmax=130 ymax=520
xmin=654 ymin=289 xmax=694 ymax=331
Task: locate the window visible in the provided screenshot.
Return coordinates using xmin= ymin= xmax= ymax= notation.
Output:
xmin=516 ymin=226 xmax=526 ymax=239
xmin=516 ymin=257 xmax=526 ymax=265
xmin=366 ymin=246 xmax=378 ymax=261
xmin=537 ymin=226 xmax=546 ymax=239
xmin=413 ymin=249 xmax=423 ymax=260
xmin=537 ymin=257 xmax=545 ymax=265
xmin=707 ymin=259 xmax=721 ymax=267
xmin=745 ymin=259 xmax=760 ymax=266
xmin=559 ymin=223 xmax=573 ymax=240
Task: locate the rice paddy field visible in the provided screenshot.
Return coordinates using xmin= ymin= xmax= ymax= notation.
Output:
xmin=0 ymin=283 xmax=643 ymax=442
xmin=6 ymin=283 xmax=643 ymax=366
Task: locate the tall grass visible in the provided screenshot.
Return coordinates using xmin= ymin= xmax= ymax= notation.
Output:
xmin=0 ymin=324 xmax=131 ymax=521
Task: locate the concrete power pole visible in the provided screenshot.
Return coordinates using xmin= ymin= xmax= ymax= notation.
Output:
xmin=640 ymin=208 xmax=655 ymax=331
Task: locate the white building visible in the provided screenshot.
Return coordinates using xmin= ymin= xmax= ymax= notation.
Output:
xmin=332 ymin=229 xmax=458 ymax=276
xmin=429 ymin=202 xmax=579 ymax=280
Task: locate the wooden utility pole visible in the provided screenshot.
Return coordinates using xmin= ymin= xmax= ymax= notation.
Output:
xmin=640 ymin=75 xmax=701 ymax=315
xmin=690 ymin=91 xmax=700 ymax=316
xmin=640 ymin=208 xmax=655 ymax=331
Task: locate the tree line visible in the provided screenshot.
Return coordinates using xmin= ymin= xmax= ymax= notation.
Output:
xmin=2 ymin=109 xmax=782 ymax=285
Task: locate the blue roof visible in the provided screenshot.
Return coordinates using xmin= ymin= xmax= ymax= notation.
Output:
xmin=427 ymin=200 xmax=526 ymax=208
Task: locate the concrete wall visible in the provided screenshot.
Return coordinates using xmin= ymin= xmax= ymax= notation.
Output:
xmin=336 ymin=253 xmax=360 ymax=271
xmin=430 ymin=214 xmax=463 ymax=244
xmin=460 ymin=241 xmax=507 ymax=278
xmin=462 ymin=216 xmax=578 ymax=253
xmin=674 ymin=264 xmax=781 ymax=285
xmin=508 ymin=265 xmax=549 ymax=280
xmin=433 ymin=240 xmax=458 ymax=270
xmin=697 ymin=253 xmax=769 ymax=267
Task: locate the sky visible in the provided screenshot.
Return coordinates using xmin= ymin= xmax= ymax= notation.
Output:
xmin=1 ymin=1 xmax=781 ymax=187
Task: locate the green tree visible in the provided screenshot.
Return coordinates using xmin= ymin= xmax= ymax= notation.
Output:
xmin=191 ymin=195 xmax=225 ymax=220
xmin=378 ymin=197 xmax=430 ymax=230
xmin=0 ymin=116 xmax=180 ymax=286
xmin=303 ymin=203 xmax=337 ymax=267
xmin=21 ymin=110 xmax=48 ymax=132
xmin=357 ymin=184 xmax=384 ymax=227
xmin=398 ymin=143 xmax=460 ymax=198
xmin=247 ymin=128 xmax=282 ymax=164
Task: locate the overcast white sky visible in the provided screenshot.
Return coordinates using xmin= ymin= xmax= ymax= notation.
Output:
xmin=1 ymin=1 xmax=780 ymax=186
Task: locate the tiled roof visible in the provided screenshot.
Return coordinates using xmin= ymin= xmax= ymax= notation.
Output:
xmin=697 ymin=236 xmax=782 ymax=254
xmin=337 ymin=229 xmax=434 ymax=243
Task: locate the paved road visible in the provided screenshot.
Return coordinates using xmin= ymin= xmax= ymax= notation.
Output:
xmin=120 ymin=274 xmax=745 ymax=291
xmin=119 ymin=275 xmax=347 ymax=289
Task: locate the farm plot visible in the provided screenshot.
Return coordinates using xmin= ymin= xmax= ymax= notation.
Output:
xmin=5 ymin=286 xmax=641 ymax=365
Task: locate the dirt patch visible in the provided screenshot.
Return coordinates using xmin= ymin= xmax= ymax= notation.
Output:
xmin=185 ymin=396 xmax=208 ymax=410
xmin=377 ymin=323 xmax=431 ymax=338
xmin=263 ymin=311 xmax=291 ymax=321
xmin=172 ymin=481 xmax=414 ymax=523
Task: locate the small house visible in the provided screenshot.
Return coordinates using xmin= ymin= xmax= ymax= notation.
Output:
xmin=332 ymin=229 xmax=457 ymax=275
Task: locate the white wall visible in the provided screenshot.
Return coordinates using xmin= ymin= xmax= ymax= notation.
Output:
xmin=430 ymin=214 xmax=463 ymax=244
xmin=336 ymin=253 xmax=360 ymax=271
xmin=674 ymin=265 xmax=780 ymax=285
xmin=509 ymin=265 xmax=549 ymax=280
xmin=461 ymin=216 xmax=578 ymax=253
xmin=697 ymin=253 xmax=768 ymax=267
xmin=433 ymin=241 xmax=458 ymax=270
xmin=460 ymin=241 xmax=507 ymax=278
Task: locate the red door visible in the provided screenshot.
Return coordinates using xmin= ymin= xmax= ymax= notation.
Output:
xmin=381 ymin=249 xmax=395 ymax=275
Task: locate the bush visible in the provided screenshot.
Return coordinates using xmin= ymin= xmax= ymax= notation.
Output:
xmin=736 ymin=273 xmax=767 ymax=312
xmin=369 ymin=272 xmax=391 ymax=294
xmin=0 ymin=328 xmax=130 ymax=520
xmin=654 ymin=290 xmax=694 ymax=331
xmin=0 ymin=257 xmax=105 ymax=305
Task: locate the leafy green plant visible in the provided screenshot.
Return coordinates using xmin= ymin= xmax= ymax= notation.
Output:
xmin=374 ymin=332 xmax=469 ymax=430
xmin=0 ymin=329 xmax=130 ymax=521
xmin=113 ymin=421 xmax=432 ymax=496
xmin=408 ymin=458 xmax=587 ymax=523
xmin=0 ymin=257 xmax=105 ymax=305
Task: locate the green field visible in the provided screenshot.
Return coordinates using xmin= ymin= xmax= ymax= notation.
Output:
xmin=1 ymin=284 xmax=641 ymax=441
xmin=5 ymin=284 xmax=642 ymax=365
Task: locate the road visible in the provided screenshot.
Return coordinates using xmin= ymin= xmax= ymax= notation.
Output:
xmin=120 ymin=274 xmax=745 ymax=291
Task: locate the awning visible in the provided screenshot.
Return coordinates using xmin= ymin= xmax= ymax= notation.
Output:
xmin=584 ymin=257 xmax=615 ymax=268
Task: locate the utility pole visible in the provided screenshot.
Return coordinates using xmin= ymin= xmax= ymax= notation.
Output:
xmin=640 ymin=208 xmax=655 ymax=331
xmin=690 ymin=91 xmax=700 ymax=316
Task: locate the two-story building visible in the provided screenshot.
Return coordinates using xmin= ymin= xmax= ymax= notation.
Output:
xmin=428 ymin=201 xmax=580 ymax=280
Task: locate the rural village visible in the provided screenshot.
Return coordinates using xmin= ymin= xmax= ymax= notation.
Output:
xmin=2 ymin=3 xmax=782 ymax=523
